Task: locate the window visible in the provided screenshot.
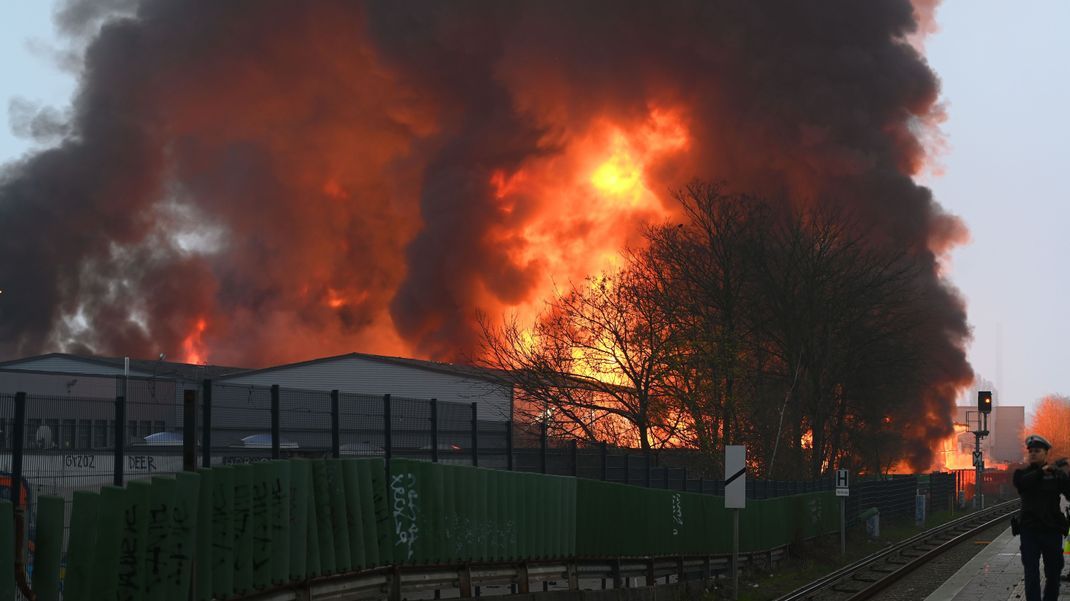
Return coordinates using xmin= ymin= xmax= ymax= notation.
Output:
xmin=127 ymin=421 xmax=138 ymax=443
xmin=26 ymin=419 xmax=41 ymax=449
xmin=78 ymin=420 xmax=92 ymax=449
xmin=140 ymin=420 xmax=152 ymax=437
xmin=94 ymin=420 xmax=109 ymax=449
xmin=61 ymin=420 xmax=75 ymax=449
xmin=45 ymin=419 xmax=60 ymax=449
xmin=153 ymin=421 xmax=165 ymax=435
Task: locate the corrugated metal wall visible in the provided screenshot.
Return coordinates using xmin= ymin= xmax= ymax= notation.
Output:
xmin=220 ymin=356 xmax=512 ymax=421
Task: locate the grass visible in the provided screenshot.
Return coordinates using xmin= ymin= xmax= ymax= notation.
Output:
xmin=706 ymin=505 xmax=989 ymax=601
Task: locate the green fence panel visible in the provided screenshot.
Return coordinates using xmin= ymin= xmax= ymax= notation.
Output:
xmin=326 ymin=459 xmax=352 ymax=572
xmin=472 ymin=468 xmax=484 ymax=561
xmin=564 ymin=474 xmax=573 ymax=556
xmin=441 ymin=463 xmax=458 ymax=562
xmin=564 ymin=476 xmax=573 ymax=556
xmin=341 ymin=459 xmax=366 ymax=569
xmin=415 ymin=460 xmax=436 ymax=564
xmin=369 ymin=459 xmax=391 ymax=564
xmin=31 ymin=495 xmax=64 ymax=601
xmin=271 ymin=460 xmax=291 ymax=583
xmin=195 ymin=468 xmax=214 ymax=601
xmin=464 ymin=466 xmax=480 ymax=561
xmin=519 ymin=473 xmax=534 ymax=559
xmin=0 ymin=501 xmax=13 ymax=601
xmin=143 ymin=476 xmax=175 ymax=601
xmin=500 ymin=471 xmax=514 ymax=561
xmin=311 ymin=460 xmax=337 ymax=573
xmin=232 ymin=465 xmax=254 ymax=594
xmin=167 ymin=472 xmax=201 ymax=601
xmin=289 ymin=460 xmax=309 ymax=580
xmin=307 ymin=487 xmax=322 ymax=578
xmin=90 ymin=485 xmax=123 ymax=599
xmin=387 ymin=459 xmax=420 ymax=565
xmin=118 ymin=479 xmax=151 ymax=601
xmin=428 ymin=460 xmax=445 ymax=563
xmin=355 ymin=459 xmax=380 ymax=567
xmin=210 ymin=466 xmax=235 ymax=599
xmin=63 ymin=491 xmax=100 ymax=601
xmin=251 ymin=461 xmax=275 ymax=590
xmin=487 ymin=469 xmax=500 ymax=561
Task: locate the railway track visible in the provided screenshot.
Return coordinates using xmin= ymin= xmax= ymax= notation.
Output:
xmin=775 ymin=499 xmax=1020 ymax=601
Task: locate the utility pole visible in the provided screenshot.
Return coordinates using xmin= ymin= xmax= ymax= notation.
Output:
xmin=973 ymin=391 xmax=993 ymax=509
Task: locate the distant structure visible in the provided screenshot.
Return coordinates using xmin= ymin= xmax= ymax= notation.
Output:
xmin=952 ymin=404 xmax=1024 ymax=465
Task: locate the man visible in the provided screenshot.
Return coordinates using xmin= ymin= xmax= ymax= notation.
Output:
xmin=1014 ymin=434 xmax=1070 ymax=601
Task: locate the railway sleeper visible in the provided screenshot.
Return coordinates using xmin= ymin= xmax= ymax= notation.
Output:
xmin=870 ymin=566 xmax=897 ymax=573
xmin=851 ymin=574 xmax=880 ymax=583
xmin=832 ymin=585 xmax=861 ymax=593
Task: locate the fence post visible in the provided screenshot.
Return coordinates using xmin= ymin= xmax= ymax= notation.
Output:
xmin=506 ymin=421 xmax=513 ymax=470
xmin=624 ymin=454 xmax=630 ymax=485
xmin=270 ymin=385 xmax=281 ymax=460
xmin=682 ymin=468 xmax=688 ymax=491
xmin=571 ymin=440 xmax=578 ymax=477
xmin=430 ymin=398 xmax=439 ymax=463
xmin=201 ymin=379 xmax=212 ymax=468
xmin=183 ymin=390 xmax=197 ymax=472
xmin=645 ymin=453 xmax=651 ymax=488
xmin=331 ymin=390 xmax=340 ymax=459
xmin=383 ymin=394 xmax=392 ymax=470
xmin=601 ymin=442 xmax=608 ymax=481
xmin=114 ymin=392 xmax=126 ymax=486
xmin=11 ymin=392 xmax=25 ymax=507
xmin=540 ymin=422 xmax=548 ymax=474
xmin=471 ymin=402 xmax=479 ymax=467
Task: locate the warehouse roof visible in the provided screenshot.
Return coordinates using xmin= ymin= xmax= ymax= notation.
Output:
xmin=0 ymin=352 xmax=248 ymax=380
xmin=216 ymin=351 xmax=511 ymax=385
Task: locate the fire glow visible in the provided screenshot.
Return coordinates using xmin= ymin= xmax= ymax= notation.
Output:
xmin=0 ymin=3 xmax=973 ymax=470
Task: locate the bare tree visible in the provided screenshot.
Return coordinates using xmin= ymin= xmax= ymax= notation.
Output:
xmin=480 ymin=266 xmax=679 ymax=451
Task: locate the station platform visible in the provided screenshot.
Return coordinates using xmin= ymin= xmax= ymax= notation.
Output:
xmin=924 ymin=526 xmax=1070 ymax=601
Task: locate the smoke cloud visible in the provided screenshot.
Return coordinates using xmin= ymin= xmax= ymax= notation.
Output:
xmin=0 ymin=0 xmax=971 ymax=461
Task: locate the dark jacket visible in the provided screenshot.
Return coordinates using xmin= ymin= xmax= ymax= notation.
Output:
xmin=1013 ymin=463 xmax=1070 ymax=533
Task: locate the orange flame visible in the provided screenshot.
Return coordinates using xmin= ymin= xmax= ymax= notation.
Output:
xmin=181 ymin=318 xmax=208 ymax=365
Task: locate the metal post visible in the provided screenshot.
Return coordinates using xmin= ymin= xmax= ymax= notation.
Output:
xmin=383 ymin=394 xmax=392 ymax=469
xmin=183 ymin=390 xmax=197 ymax=472
xmin=540 ymin=421 xmax=548 ymax=474
xmin=601 ymin=442 xmax=608 ymax=481
xmin=201 ymin=379 xmax=212 ymax=468
xmin=471 ymin=402 xmax=479 ymax=467
xmin=11 ymin=392 xmax=25 ymax=507
xmin=974 ymin=430 xmax=982 ymax=510
xmin=430 ymin=398 xmax=439 ymax=463
xmin=645 ymin=453 xmax=651 ymax=488
xmin=505 ymin=420 xmax=513 ymax=471
xmin=840 ymin=496 xmax=846 ymax=557
xmin=330 ymin=390 xmax=340 ymax=459
xmin=114 ymin=393 xmax=126 ymax=486
xmin=571 ymin=439 xmax=578 ymax=477
xmin=624 ymin=454 xmax=630 ymax=485
xmin=731 ymin=509 xmax=740 ymax=600
xmin=271 ymin=384 xmax=281 ymax=460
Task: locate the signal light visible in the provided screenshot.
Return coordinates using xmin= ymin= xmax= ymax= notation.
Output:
xmin=978 ymin=390 xmax=993 ymax=415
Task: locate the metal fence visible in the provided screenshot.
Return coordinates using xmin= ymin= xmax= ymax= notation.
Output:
xmin=0 ymin=376 xmax=963 ymax=536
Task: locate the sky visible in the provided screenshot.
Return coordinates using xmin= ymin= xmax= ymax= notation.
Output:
xmin=1 ymin=1 xmax=1067 ymax=415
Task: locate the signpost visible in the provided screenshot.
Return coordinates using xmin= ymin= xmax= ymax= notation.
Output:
xmin=836 ymin=469 xmax=849 ymax=556
xmin=725 ymin=446 xmax=746 ymax=601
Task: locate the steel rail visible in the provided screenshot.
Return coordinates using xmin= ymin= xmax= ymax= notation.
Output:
xmin=775 ymin=499 xmax=1019 ymax=601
